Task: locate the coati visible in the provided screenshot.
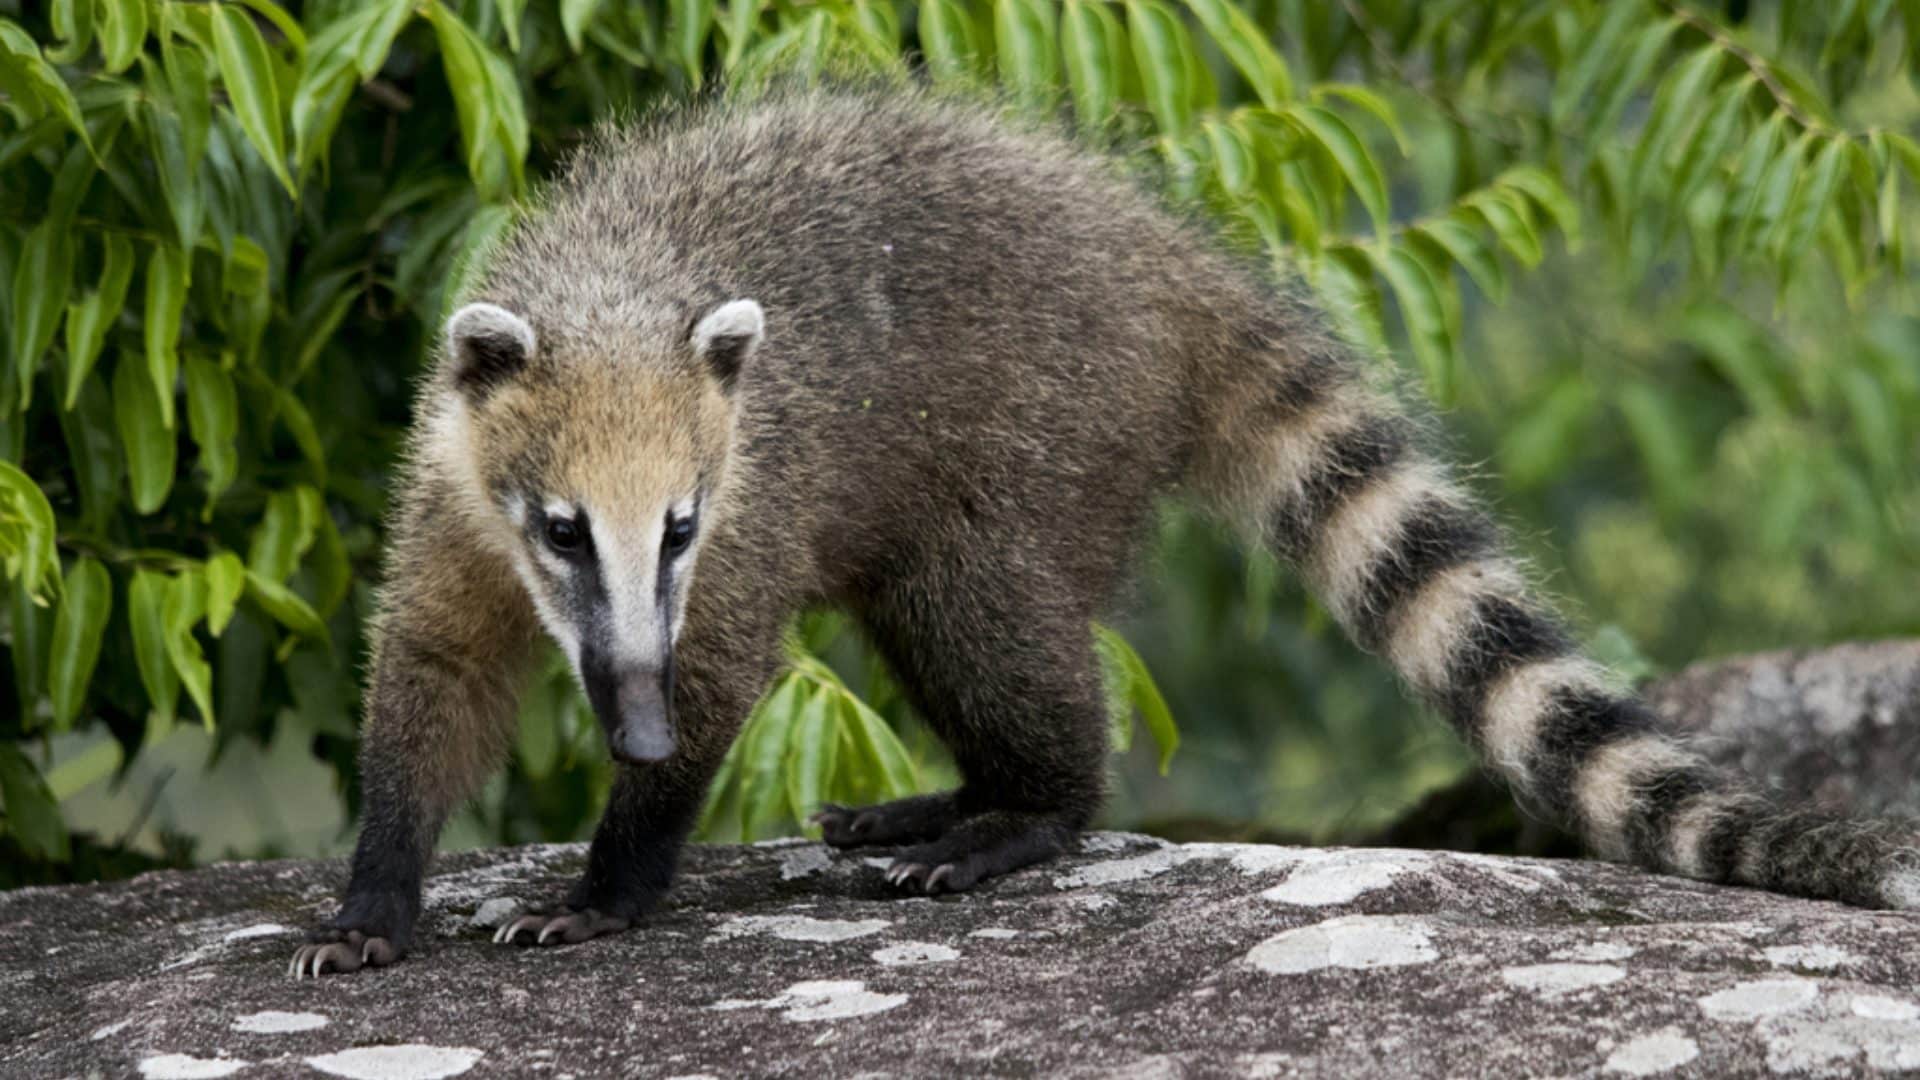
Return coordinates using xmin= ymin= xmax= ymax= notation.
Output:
xmin=290 ymin=86 xmax=1920 ymax=976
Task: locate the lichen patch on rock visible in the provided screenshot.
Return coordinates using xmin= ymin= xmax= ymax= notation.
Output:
xmin=1500 ymin=962 xmax=1628 ymax=997
xmin=1244 ymin=915 xmax=1439 ymax=975
xmin=1699 ymin=977 xmax=1821 ymax=1021
xmin=231 ymin=1009 xmax=328 ymax=1033
xmin=708 ymin=915 xmax=891 ymax=943
xmin=303 ymin=1044 xmax=483 ymax=1079
xmin=1602 ymin=1028 xmax=1699 ymax=1075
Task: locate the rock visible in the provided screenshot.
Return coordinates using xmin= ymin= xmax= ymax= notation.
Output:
xmin=1374 ymin=640 xmax=1920 ymax=858
xmin=8 ymin=833 xmax=1920 ymax=1077
xmin=1648 ymin=639 xmax=1920 ymax=820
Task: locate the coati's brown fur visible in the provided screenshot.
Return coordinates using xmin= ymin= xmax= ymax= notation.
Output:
xmin=291 ymin=85 xmax=1920 ymax=976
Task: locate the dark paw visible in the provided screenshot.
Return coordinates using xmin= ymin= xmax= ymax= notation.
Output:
xmin=492 ymin=906 xmax=631 ymax=947
xmin=812 ymin=804 xmax=886 ymax=848
xmin=884 ymin=858 xmax=980 ymax=895
xmin=288 ymin=929 xmax=402 ymax=978
xmin=810 ymin=793 xmax=958 ymax=849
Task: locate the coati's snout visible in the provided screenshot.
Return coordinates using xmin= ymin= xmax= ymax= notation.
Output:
xmin=438 ymin=296 xmax=766 ymax=767
xmin=580 ymin=647 xmax=676 ymax=764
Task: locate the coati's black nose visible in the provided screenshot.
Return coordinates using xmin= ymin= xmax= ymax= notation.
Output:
xmin=610 ymin=671 xmax=676 ymax=763
xmin=581 ymin=650 xmax=676 ymax=764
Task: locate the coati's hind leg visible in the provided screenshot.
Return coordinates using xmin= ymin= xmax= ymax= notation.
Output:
xmin=849 ymin=563 xmax=1110 ymax=895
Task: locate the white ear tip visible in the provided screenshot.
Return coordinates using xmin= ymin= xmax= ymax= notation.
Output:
xmin=448 ymin=302 xmax=536 ymax=355
xmin=694 ymin=299 xmax=765 ymax=352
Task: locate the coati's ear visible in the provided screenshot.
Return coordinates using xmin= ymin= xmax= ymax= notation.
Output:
xmin=690 ymin=299 xmax=764 ymax=392
xmin=446 ymin=302 xmax=536 ymax=398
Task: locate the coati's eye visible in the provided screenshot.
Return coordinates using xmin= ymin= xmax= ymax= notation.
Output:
xmin=663 ymin=513 xmax=696 ymax=556
xmin=545 ymin=517 xmax=584 ymax=553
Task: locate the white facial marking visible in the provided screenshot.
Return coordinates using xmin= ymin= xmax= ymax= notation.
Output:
xmin=592 ymin=509 xmax=667 ymax=666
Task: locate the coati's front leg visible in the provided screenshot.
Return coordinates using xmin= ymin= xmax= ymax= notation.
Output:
xmin=496 ymin=593 xmax=786 ymax=947
xmin=290 ymin=487 xmax=538 ymax=978
xmin=492 ymin=758 xmax=710 ymax=946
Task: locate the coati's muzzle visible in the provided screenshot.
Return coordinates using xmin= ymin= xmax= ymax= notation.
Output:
xmin=580 ymin=648 xmax=676 ymax=764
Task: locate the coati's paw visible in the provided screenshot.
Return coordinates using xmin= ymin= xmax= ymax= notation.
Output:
xmin=811 ymin=793 xmax=958 ymax=849
xmin=880 ymin=810 xmax=1075 ymax=895
xmin=492 ymin=906 xmax=631 ymax=947
xmin=884 ymin=858 xmax=981 ymax=895
xmin=288 ymin=929 xmax=402 ymax=978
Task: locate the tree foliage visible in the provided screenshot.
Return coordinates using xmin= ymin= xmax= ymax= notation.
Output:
xmin=1 ymin=0 xmax=1916 ymax=872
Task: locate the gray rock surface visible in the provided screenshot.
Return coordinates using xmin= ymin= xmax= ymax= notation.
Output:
xmin=8 ymin=832 xmax=1920 ymax=1078
xmin=1651 ymin=639 xmax=1920 ymax=819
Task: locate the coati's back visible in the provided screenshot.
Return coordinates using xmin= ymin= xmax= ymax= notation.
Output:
xmin=474 ymin=89 xmax=1258 ymax=592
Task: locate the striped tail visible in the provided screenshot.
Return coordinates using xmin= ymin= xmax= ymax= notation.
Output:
xmin=1195 ymin=306 xmax=1920 ymax=910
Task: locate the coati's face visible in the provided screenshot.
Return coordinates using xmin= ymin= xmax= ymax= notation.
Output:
xmin=439 ymin=299 xmax=763 ymax=764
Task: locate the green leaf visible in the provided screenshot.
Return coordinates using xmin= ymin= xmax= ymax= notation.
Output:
xmin=1413 ymin=216 xmax=1507 ymax=304
xmin=1366 ymin=242 xmax=1457 ymax=406
xmin=1203 ymin=118 xmax=1255 ymax=197
xmin=203 ymin=551 xmax=245 ymax=637
xmin=63 ymin=234 xmax=135 ymax=410
xmin=145 ymin=101 xmax=205 ymax=250
xmin=1629 ymin=40 xmax=1722 ymax=201
xmin=996 ymin=0 xmax=1059 ymax=109
xmin=1497 ymin=165 xmax=1583 ymax=253
xmin=128 ymin=568 xmax=181 ymax=731
xmin=784 ymin=678 xmax=837 ymax=824
xmin=48 ymin=557 xmax=112 ymax=730
xmin=667 ymin=0 xmax=713 ymax=81
xmin=1668 ymin=75 xmax=1754 ymax=214
xmin=10 ymin=222 xmax=72 ymax=413
xmin=1466 ymin=189 xmax=1543 ymax=266
xmin=1312 ymin=84 xmax=1406 ymax=154
xmin=44 ymin=738 xmax=123 ymax=801
xmin=1311 ymin=247 xmax=1389 ymax=357
xmin=1093 ymin=625 xmax=1178 ymax=774
xmin=0 ymin=462 xmax=59 ymax=599
xmin=162 ymin=30 xmax=212 ymax=171
xmin=1550 ymin=0 xmax=1639 ymax=126
xmin=427 ymin=1 xmax=530 ymax=201
xmin=1772 ymin=134 xmax=1848 ymax=271
xmin=0 ymin=22 xmax=92 ymax=149
xmin=918 ymin=0 xmax=983 ymax=84
xmin=1289 ymin=104 xmax=1391 ymax=238
xmin=563 ymin=0 xmax=606 ymax=53
xmin=1586 ymin=17 xmax=1678 ymax=143
xmin=162 ymin=568 xmax=214 ymax=729
xmin=838 ymin=689 xmax=919 ymax=798
xmin=1184 ymin=0 xmax=1293 ymax=108
xmin=8 ymin=579 xmax=55 ymax=724
xmin=0 ymin=744 xmax=70 ymax=862
xmin=247 ymin=488 xmax=318 ymax=584
xmin=244 ymin=568 xmax=330 ymax=644
xmin=112 ymin=351 xmax=176 ymax=514
xmin=143 ymin=243 xmax=189 ymax=430
xmin=1061 ymin=0 xmax=1121 ymax=131
xmin=1126 ymin=0 xmax=1194 ymax=135
xmin=183 ymin=356 xmax=238 ymax=508
xmin=49 ymin=0 xmax=97 ymax=65
xmin=210 ymin=3 xmax=295 ymax=196
xmin=734 ymin=674 xmax=802 ymax=837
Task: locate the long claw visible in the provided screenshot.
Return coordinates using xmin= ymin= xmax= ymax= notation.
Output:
xmin=926 ymin=864 xmax=954 ymax=893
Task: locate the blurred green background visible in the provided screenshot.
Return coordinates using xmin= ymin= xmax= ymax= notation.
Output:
xmin=2 ymin=0 xmax=1917 ymax=887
